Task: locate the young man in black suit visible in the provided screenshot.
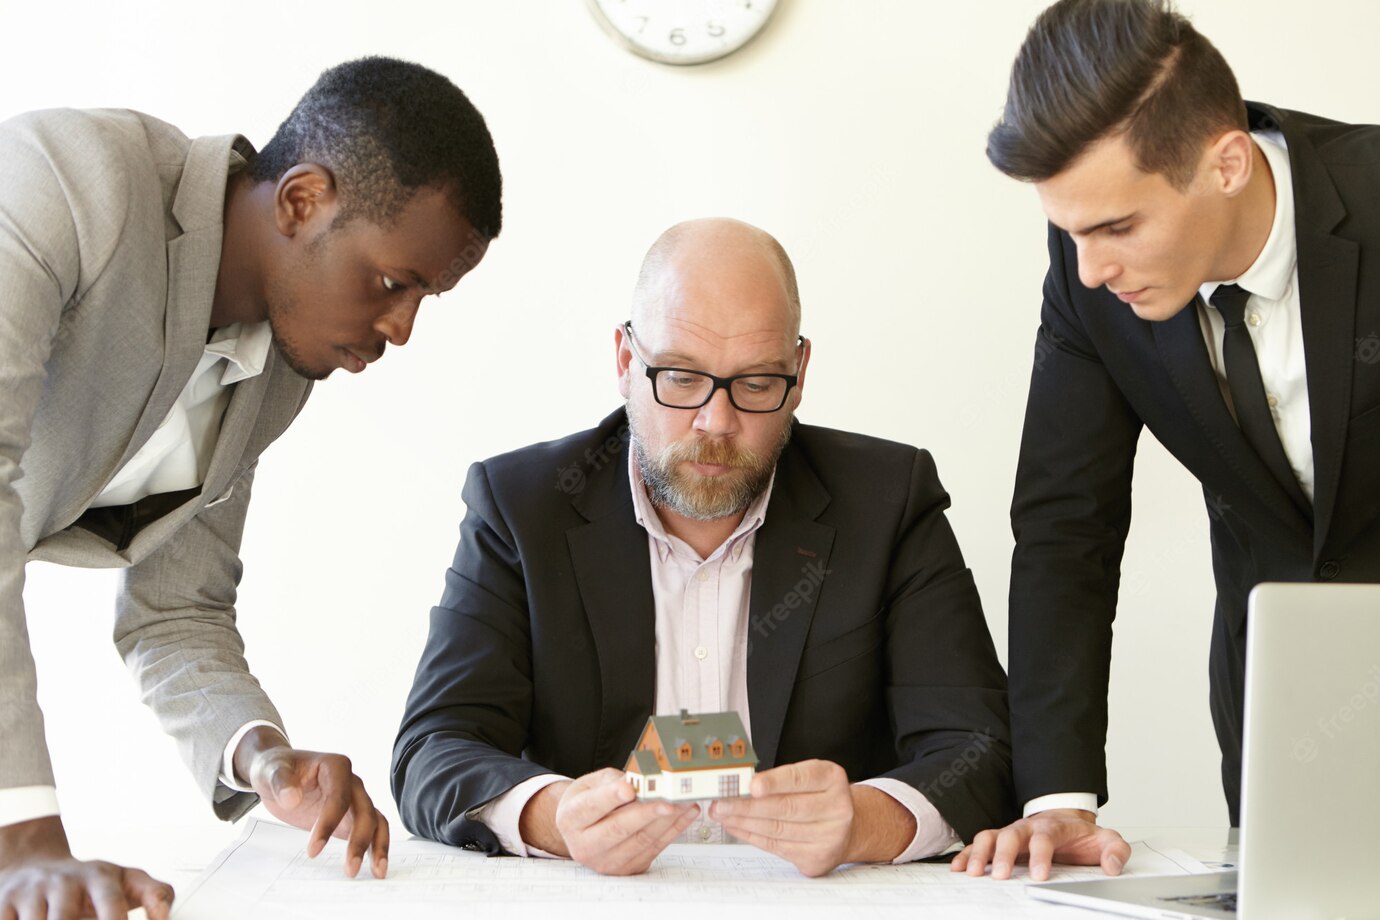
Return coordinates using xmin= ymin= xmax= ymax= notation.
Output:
xmin=956 ymin=0 xmax=1380 ymax=881
xmin=393 ymin=218 xmax=1015 ymax=876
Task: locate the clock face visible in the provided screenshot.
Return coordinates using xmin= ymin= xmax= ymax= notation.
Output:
xmin=587 ymin=0 xmax=780 ymax=66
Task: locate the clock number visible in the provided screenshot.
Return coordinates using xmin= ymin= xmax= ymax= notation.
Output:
xmin=707 ymin=20 xmax=726 ymax=38
xmin=635 ymin=16 xmax=648 ymax=34
xmin=669 ymin=26 xmax=686 ymax=46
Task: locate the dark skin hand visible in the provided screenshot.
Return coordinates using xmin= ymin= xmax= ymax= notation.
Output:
xmin=0 ymin=816 xmax=174 ymax=920
xmin=233 ymin=727 xmax=389 ymax=879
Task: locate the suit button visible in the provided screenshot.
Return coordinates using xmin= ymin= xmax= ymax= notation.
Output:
xmin=1319 ymin=560 xmax=1341 ymax=580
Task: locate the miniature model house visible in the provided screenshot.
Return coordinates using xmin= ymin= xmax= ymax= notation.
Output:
xmin=625 ymin=709 xmax=757 ymax=801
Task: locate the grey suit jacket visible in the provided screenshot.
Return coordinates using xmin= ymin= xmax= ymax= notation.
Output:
xmin=0 ymin=108 xmax=312 ymax=819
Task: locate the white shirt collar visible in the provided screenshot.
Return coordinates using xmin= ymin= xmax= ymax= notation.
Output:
xmin=205 ymin=321 xmax=273 ymax=385
xmin=1200 ymin=130 xmax=1296 ymax=305
xmin=629 ymin=443 xmax=775 ymax=564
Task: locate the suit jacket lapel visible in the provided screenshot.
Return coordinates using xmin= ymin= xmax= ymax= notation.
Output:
xmin=1275 ymin=108 xmax=1359 ymax=557
xmin=566 ymin=425 xmax=658 ymax=768
xmin=746 ymin=433 xmax=835 ymax=769
xmin=106 ymin=135 xmax=241 ymax=491
xmin=1152 ymin=300 xmax=1310 ymax=534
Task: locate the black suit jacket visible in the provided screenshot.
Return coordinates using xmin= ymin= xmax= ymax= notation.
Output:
xmin=1010 ymin=103 xmax=1380 ymax=821
xmin=392 ymin=409 xmax=1015 ymax=851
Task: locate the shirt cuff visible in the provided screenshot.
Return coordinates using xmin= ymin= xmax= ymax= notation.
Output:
xmin=1023 ymin=792 xmax=1099 ymax=818
xmin=469 ymin=774 xmax=571 ymax=858
xmin=0 ymin=786 xmax=61 ymax=829
xmin=220 ymin=720 xmax=289 ymax=793
xmin=857 ymin=778 xmax=960 ymax=862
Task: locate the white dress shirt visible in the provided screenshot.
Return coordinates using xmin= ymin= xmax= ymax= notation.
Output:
xmin=1025 ymin=131 xmax=1313 ymax=820
xmin=474 ymin=448 xmax=959 ymax=861
xmin=0 ymin=321 xmax=286 ymax=829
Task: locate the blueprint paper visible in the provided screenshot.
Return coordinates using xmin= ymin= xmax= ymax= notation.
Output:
xmin=172 ymin=818 xmax=1210 ymax=919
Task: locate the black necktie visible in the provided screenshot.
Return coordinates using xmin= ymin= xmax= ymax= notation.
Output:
xmin=1211 ymin=284 xmax=1309 ymax=512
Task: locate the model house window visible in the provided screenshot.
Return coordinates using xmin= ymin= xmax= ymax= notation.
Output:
xmin=677 ymin=742 xmax=692 ymax=761
xmin=680 ymin=777 xmax=693 ymax=794
xmin=648 ymin=779 xmax=656 ymax=792
xmin=707 ymin=739 xmax=723 ymax=759
xmin=718 ymin=775 xmax=739 ymax=798
xmin=730 ymin=739 xmax=746 ymax=757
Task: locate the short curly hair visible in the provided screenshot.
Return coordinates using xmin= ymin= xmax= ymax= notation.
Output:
xmin=251 ymin=57 xmax=502 ymax=239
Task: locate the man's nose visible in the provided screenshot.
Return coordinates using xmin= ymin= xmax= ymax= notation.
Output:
xmin=693 ymin=385 xmax=740 ymax=439
xmin=375 ymin=300 xmax=420 ymax=347
xmin=1075 ymin=238 xmax=1121 ymax=290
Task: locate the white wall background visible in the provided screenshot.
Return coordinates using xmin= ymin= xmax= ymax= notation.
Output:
xmin=4 ymin=0 xmax=1377 ymax=869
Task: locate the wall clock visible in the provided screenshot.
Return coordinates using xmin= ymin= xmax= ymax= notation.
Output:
xmin=586 ymin=0 xmax=780 ymax=66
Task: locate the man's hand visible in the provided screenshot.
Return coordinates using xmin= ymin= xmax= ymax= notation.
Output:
xmin=950 ymin=808 xmax=1131 ymax=880
xmin=710 ymin=759 xmax=913 ymax=877
xmin=0 ymin=816 xmax=175 ymax=920
xmin=234 ymin=728 xmax=389 ymax=879
xmin=521 ymin=769 xmax=698 ymax=875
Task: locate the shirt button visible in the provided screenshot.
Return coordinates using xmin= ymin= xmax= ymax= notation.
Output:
xmin=694 ymin=645 xmax=708 ymax=660
xmin=699 ymin=827 xmax=712 ymax=841
xmin=1319 ymin=560 xmax=1341 ymax=580
xmin=1247 ymin=312 xmax=1263 ymax=327
xmin=1266 ymin=394 xmax=1278 ymax=408
xmin=696 ymin=570 xmax=709 ymax=583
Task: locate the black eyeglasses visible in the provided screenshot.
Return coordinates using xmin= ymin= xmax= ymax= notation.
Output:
xmin=623 ymin=321 xmax=803 ymax=413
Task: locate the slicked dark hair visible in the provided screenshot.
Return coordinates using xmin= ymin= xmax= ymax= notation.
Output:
xmin=251 ymin=57 xmax=502 ymax=238
xmin=987 ymin=0 xmax=1247 ymax=189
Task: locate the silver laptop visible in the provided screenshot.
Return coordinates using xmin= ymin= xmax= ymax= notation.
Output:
xmin=1028 ymin=582 xmax=1380 ymax=919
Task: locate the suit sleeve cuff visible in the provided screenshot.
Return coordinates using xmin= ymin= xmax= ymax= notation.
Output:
xmin=220 ymin=720 xmax=289 ymax=793
xmin=0 ymin=786 xmax=61 ymax=829
xmin=468 ymin=774 xmax=570 ymax=858
xmin=857 ymin=778 xmax=959 ymax=862
xmin=1023 ymin=792 xmax=1099 ymax=818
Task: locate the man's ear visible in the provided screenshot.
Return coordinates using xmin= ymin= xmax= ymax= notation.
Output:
xmin=615 ymin=322 xmax=634 ymax=399
xmin=274 ymin=164 xmax=338 ymax=238
xmin=1211 ymin=130 xmax=1255 ymax=198
xmin=790 ymin=337 xmax=812 ymax=408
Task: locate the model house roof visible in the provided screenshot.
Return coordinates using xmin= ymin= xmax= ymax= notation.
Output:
xmin=645 ymin=709 xmax=757 ymax=770
xmin=630 ymin=749 xmax=662 ymax=776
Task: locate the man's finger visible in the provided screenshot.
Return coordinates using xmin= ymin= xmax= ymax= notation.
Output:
xmin=371 ymin=812 xmax=391 ymax=879
xmin=87 ymin=871 xmax=130 ymax=920
xmin=717 ymin=813 xmax=816 ymax=845
xmin=715 ymin=786 xmax=845 ymax=825
xmin=1028 ymin=831 xmax=1056 ymax=881
xmin=1099 ymin=833 xmax=1131 ymax=876
xmin=258 ymin=752 xmax=306 ymax=810
xmin=46 ymin=881 xmax=83 ymax=920
xmin=949 ymin=843 xmax=973 ymax=872
xmin=559 ymin=776 xmax=636 ymax=832
xmin=307 ymin=762 xmax=352 ymax=859
xmin=342 ymin=778 xmax=376 ymax=878
xmin=989 ymin=825 xmax=1031 ymax=880
xmin=751 ymin=760 xmax=838 ymax=798
xmin=964 ymin=828 xmax=1001 ymax=877
xmin=593 ymin=804 xmax=697 ymax=874
xmin=123 ymin=868 xmax=174 ymax=920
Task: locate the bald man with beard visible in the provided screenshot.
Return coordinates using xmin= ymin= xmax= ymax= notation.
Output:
xmin=391 ymin=218 xmax=1016 ymax=876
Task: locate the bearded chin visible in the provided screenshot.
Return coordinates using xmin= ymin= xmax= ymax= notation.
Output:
xmin=632 ymin=415 xmax=793 ymax=522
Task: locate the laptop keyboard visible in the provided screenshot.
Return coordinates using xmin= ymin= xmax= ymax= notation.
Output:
xmin=1163 ymin=892 xmax=1238 ymax=913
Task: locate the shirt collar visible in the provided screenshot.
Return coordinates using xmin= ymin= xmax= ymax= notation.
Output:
xmin=629 ymin=443 xmax=775 ymax=564
xmin=1200 ymin=130 xmax=1297 ymax=305
xmin=206 ymin=321 xmax=273 ymax=385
